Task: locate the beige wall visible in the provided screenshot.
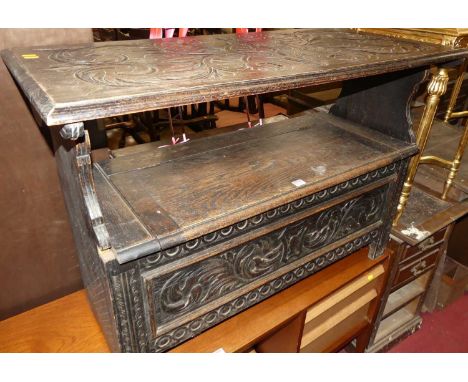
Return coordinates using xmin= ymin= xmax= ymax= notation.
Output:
xmin=0 ymin=29 xmax=92 ymax=320
xmin=0 ymin=28 xmax=92 ymax=50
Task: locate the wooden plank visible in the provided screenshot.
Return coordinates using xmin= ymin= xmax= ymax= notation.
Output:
xmin=100 ymin=112 xmax=410 ymax=176
xmin=304 ymin=264 xmax=384 ymax=324
xmin=93 ymin=166 xmax=156 ymax=253
xmin=2 ymin=29 xmax=467 ymax=126
xmin=383 ymin=274 xmax=428 ymax=317
xmin=300 ymin=306 xmax=369 ymax=352
xmin=110 ymin=114 xmax=290 ymax=159
xmin=254 ymin=312 xmax=306 ymax=353
xmin=97 ymin=112 xmax=414 ymax=257
xmin=393 ymin=186 xmax=468 ymax=245
xmin=300 ymin=289 xmax=377 ymax=349
xmin=374 ymin=299 xmax=420 ymax=343
xmin=100 ymin=113 xmax=307 ymax=175
xmin=0 ymin=291 xmax=110 ymax=353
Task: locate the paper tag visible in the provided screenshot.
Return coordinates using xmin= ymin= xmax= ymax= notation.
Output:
xmin=22 ymin=54 xmax=39 ymax=59
xmin=291 ymin=179 xmax=306 ymax=187
xmin=401 ymin=222 xmax=431 ymax=241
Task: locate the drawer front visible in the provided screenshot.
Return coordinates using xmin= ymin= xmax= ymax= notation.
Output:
xmin=392 ymin=248 xmax=439 ymax=290
xmin=400 ymin=228 xmax=447 ymax=264
xmin=140 ymin=183 xmax=391 ymax=352
xmin=300 ymin=264 xmax=383 ymax=352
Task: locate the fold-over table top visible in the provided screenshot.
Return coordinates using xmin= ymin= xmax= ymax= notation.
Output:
xmin=2 ymin=28 xmax=467 ymax=125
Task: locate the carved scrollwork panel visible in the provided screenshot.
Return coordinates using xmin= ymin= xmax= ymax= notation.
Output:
xmin=144 ymin=186 xmax=387 ymax=330
xmin=149 ymin=230 xmax=380 ymax=352
xmin=39 ymin=30 xmax=442 ymax=94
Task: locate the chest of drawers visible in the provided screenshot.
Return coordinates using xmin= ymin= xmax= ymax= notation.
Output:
xmin=366 ymin=186 xmax=468 ymax=352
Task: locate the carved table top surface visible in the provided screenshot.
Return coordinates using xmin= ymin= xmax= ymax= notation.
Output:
xmin=2 ymin=28 xmax=468 ymax=126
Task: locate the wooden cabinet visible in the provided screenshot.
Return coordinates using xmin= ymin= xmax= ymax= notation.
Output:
xmin=366 ymin=186 xmax=468 ymax=352
xmin=2 ymin=29 xmax=468 ymax=352
xmin=392 ymin=247 xmax=440 ymax=290
xmin=299 ymin=263 xmax=384 ymax=352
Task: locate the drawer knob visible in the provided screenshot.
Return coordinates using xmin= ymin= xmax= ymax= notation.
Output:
xmin=411 ymin=260 xmax=427 ymax=277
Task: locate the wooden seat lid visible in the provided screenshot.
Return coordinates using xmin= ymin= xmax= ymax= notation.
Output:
xmin=2 ymin=28 xmax=467 ymax=126
xmin=94 ymin=112 xmax=417 ymax=263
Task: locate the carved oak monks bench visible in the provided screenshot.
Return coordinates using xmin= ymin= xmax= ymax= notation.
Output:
xmin=2 ymin=29 xmax=467 ymax=352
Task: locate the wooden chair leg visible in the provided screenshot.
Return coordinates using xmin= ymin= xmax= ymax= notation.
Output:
xmin=247 ymin=95 xmax=258 ymax=114
xmin=257 ymin=94 xmax=265 ymax=120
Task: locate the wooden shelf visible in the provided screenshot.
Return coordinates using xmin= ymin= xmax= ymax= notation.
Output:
xmin=383 ymin=271 xmax=430 ymax=318
xmin=299 ymin=264 xmax=384 ymax=352
xmin=366 ymin=315 xmax=422 ymax=353
xmin=301 ymin=306 xmax=370 ymax=353
xmin=375 ymin=299 xmax=420 ymax=343
xmin=94 ymin=111 xmax=414 ymax=263
xmin=304 ymin=264 xmax=384 ymax=325
xmin=300 ymin=291 xmax=376 ymax=351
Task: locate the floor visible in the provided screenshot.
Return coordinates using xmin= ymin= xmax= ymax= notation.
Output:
xmin=389 ymin=293 xmax=468 ymax=352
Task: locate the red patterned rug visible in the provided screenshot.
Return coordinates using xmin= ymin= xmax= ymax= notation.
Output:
xmin=389 ymin=293 xmax=468 ymax=352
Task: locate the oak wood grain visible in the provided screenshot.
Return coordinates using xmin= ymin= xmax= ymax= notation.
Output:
xmin=95 ymin=112 xmax=416 ymax=262
xmin=0 ymin=291 xmax=110 ymax=353
xmin=6 ymin=29 xmax=444 ymax=352
xmin=2 ymin=29 xmax=467 ymax=126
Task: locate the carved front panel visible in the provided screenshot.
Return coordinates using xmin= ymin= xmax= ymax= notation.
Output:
xmin=150 ymin=230 xmax=381 ymax=352
xmin=140 ymin=184 xmax=388 ymax=347
xmin=139 ymin=163 xmax=398 ymax=270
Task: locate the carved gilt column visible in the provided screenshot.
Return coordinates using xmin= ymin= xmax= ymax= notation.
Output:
xmin=393 ymin=67 xmax=449 ymax=225
xmin=440 ymin=120 xmax=468 ymax=199
xmin=444 ymin=58 xmax=467 ymax=122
